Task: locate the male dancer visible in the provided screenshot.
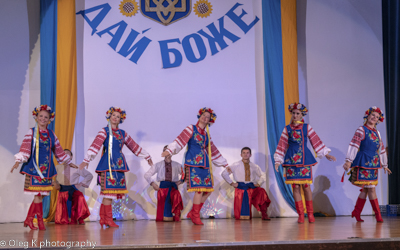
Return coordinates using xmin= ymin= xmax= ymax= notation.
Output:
xmin=221 ymin=147 xmax=271 ymax=220
xmin=145 ymin=146 xmax=184 ymax=221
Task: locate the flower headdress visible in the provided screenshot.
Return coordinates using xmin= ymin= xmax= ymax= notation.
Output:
xmin=288 ymin=103 xmax=308 ymax=116
xmin=364 ymin=106 xmax=384 ymax=124
xmin=32 ymin=105 xmax=55 ymax=124
xmin=105 ymin=106 xmax=126 ymax=124
xmin=197 ymin=107 xmax=217 ymax=126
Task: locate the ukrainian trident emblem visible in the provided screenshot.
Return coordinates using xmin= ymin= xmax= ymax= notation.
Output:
xmin=140 ymin=0 xmax=191 ymax=26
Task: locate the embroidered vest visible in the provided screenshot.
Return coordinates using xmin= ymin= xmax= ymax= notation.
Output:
xmin=96 ymin=127 xmax=129 ymax=172
xmin=283 ymin=124 xmax=317 ymax=167
xmin=20 ymin=128 xmax=57 ymax=178
xmin=185 ymin=125 xmax=210 ymax=169
xmin=351 ymin=126 xmax=381 ymax=170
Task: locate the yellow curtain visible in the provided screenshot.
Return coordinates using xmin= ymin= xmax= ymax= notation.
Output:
xmin=280 ymin=0 xmax=307 ymax=213
xmin=281 ymin=0 xmax=299 ymax=122
xmin=45 ymin=0 xmax=78 ymax=222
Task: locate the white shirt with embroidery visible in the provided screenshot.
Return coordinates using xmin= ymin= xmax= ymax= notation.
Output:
xmin=221 ymin=160 xmax=266 ymax=185
xmin=144 ymin=160 xmax=183 ymax=184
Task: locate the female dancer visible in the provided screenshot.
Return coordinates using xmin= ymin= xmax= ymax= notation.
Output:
xmin=343 ymin=107 xmax=391 ymax=222
xmin=274 ymin=103 xmax=336 ymax=223
xmin=161 ymin=107 xmax=229 ymax=225
xmin=79 ymin=107 xmax=153 ymax=228
xmin=11 ymin=105 xmax=72 ymax=230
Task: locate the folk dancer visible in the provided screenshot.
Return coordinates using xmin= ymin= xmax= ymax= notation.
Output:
xmin=11 ymin=105 xmax=73 ymax=230
xmin=343 ymin=107 xmax=391 ymax=222
xmin=274 ymin=103 xmax=336 ymax=223
xmin=221 ymin=147 xmax=271 ymax=220
xmin=161 ymin=107 xmax=230 ymax=225
xmin=79 ymin=107 xmax=153 ymax=228
xmin=54 ymin=149 xmax=93 ymax=225
xmin=145 ymin=146 xmax=184 ymax=222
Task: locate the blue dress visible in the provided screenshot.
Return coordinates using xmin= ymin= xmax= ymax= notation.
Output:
xmin=185 ymin=125 xmax=213 ymax=192
xmin=350 ymin=126 xmax=381 ymax=185
xmin=97 ymin=127 xmax=128 ymax=195
xmin=20 ymin=128 xmax=59 ymax=192
xmin=283 ymin=124 xmax=316 ymax=184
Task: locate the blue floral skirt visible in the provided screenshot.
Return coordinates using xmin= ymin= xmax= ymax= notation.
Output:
xmin=99 ymin=171 xmax=128 ymax=199
xmin=185 ymin=165 xmax=213 ymax=192
xmin=24 ymin=174 xmax=53 ymax=195
xmin=349 ymin=167 xmax=379 ymax=186
xmin=284 ymin=166 xmax=313 ymax=184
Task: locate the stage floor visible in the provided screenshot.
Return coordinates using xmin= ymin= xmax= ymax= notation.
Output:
xmin=1 ymin=216 xmax=399 ymax=249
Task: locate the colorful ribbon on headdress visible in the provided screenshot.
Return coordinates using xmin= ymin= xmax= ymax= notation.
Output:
xmin=206 ymin=124 xmax=213 ymax=186
xmin=32 ymin=122 xmax=44 ymax=179
xmin=108 ymin=120 xmax=114 ymax=180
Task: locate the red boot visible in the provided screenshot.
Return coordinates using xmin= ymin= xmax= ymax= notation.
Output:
xmin=173 ymin=210 xmax=181 ymax=222
xmin=35 ymin=203 xmax=46 ymax=230
xmin=187 ymin=203 xmax=203 ymax=219
xmin=186 ymin=208 xmax=193 ymax=219
xmin=99 ymin=204 xmax=106 ymax=227
xmin=351 ymin=197 xmax=366 ymax=222
xmin=103 ymin=205 xmax=119 ymax=228
xmin=70 ymin=212 xmax=85 ymax=224
xmin=295 ymin=201 xmax=304 ymax=224
xmin=305 ymin=200 xmax=315 ymax=223
xmin=24 ymin=202 xmax=38 ymax=230
xmin=70 ymin=208 xmax=77 ymax=225
xmin=190 ymin=204 xmax=204 ymax=225
xmin=261 ymin=203 xmax=271 ymax=220
xmin=370 ymin=199 xmax=383 ymax=223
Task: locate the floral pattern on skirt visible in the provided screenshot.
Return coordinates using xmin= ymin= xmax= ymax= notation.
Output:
xmin=185 ymin=166 xmax=213 ymax=192
xmin=284 ymin=166 xmax=312 ymax=184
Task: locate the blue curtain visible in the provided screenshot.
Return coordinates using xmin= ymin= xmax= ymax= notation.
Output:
xmin=382 ymin=0 xmax=400 ymax=204
xmin=262 ymin=0 xmax=295 ymax=211
xmin=40 ymin=0 xmax=58 ymax=218
xmin=40 ymin=0 xmax=57 ymax=132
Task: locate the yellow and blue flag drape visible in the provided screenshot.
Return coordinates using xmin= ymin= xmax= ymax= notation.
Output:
xmin=39 ymin=0 xmax=78 ymax=221
xmin=262 ymin=0 xmax=299 ymax=211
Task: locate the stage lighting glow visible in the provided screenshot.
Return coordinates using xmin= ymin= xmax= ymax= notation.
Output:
xmin=201 ymin=197 xmax=223 ymax=218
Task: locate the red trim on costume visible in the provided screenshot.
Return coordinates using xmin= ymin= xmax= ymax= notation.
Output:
xmin=210 ymin=140 xmax=223 ymax=160
xmin=275 ymin=128 xmax=289 ymax=159
xmin=308 ymin=125 xmax=326 ymax=153
xmin=125 ymin=134 xmax=142 ymax=156
xmin=175 ymin=126 xmax=194 ymax=150
xmin=17 ymin=129 xmax=34 ymax=161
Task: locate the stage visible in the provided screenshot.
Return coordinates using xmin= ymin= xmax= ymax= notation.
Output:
xmin=1 ymin=216 xmax=399 ymax=250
